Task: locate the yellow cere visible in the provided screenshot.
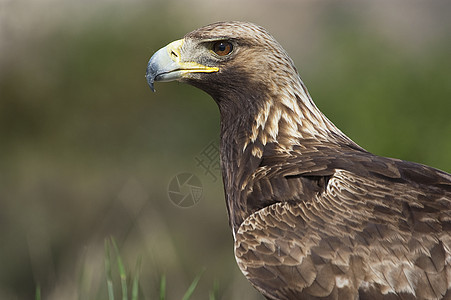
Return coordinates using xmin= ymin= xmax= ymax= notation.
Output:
xmin=166 ymin=38 xmax=219 ymax=74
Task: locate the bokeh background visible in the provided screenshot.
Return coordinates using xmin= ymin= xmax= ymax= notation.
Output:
xmin=1 ymin=0 xmax=450 ymax=299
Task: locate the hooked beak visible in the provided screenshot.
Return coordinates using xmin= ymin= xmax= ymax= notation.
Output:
xmin=146 ymin=39 xmax=219 ymax=92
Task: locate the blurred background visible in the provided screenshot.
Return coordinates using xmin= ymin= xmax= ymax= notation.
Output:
xmin=1 ymin=0 xmax=450 ymax=299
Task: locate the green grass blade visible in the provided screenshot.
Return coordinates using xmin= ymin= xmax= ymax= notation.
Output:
xmin=35 ymin=284 xmax=41 ymax=300
xmin=104 ymin=239 xmax=114 ymax=300
xmin=131 ymin=256 xmax=142 ymax=300
xmin=209 ymin=279 xmax=219 ymax=300
xmin=111 ymin=237 xmax=128 ymax=300
xmin=182 ymin=269 xmax=205 ymax=300
xmin=159 ymin=275 xmax=166 ymax=300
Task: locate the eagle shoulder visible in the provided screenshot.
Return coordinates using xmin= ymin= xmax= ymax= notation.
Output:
xmin=235 ymin=154 xmax=451 ymax=299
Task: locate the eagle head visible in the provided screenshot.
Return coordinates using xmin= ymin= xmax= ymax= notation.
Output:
xmin=146 ymin=21 xmax=300 ymax=111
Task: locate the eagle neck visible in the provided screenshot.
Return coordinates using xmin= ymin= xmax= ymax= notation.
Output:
xmin=214 ymin=76 xmax=359 ymax=235
xmin=216 ymin=92 xmax=267 ymax=235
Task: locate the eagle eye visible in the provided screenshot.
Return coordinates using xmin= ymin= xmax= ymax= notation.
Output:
xmin=212 ymin=41 xmax=233 ymax=56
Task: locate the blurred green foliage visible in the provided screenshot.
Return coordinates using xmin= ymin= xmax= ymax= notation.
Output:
xmin=307 ymin=11 xmax=451 ymax=168
xmin=0 ymin=1 xmax=449 ymax=299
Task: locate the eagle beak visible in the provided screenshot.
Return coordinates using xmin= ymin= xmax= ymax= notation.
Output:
xmin=146 ymin=39 xmax=219 ymax=92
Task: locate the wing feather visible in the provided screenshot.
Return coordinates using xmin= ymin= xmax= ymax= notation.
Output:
xmin=235 ymin=152 xmax=451 ymax=299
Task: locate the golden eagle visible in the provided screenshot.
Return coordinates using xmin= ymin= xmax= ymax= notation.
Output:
xmin=146 ymin=21 xmax=451 ymax=299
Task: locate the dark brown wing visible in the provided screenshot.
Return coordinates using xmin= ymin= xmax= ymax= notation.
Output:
xmin=234 ymin=151 xmax=451 ymax=300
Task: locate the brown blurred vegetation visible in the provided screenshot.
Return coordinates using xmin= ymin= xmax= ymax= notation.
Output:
xmin=0 ymin=1 xmax=450 ymax=299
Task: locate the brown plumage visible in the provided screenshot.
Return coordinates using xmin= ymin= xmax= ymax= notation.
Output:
xmin=146 ymin=21 xmax=451 ymax=299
